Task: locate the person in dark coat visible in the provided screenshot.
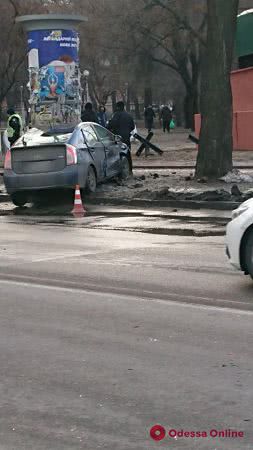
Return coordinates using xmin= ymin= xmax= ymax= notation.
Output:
xmin=81 ymin=102 xmax=98 ymax=123
xmin=161 ymin=106 xmax=172 ymax=133
xmin=107 ymin=101 xmax=135 ymax=147
xmin=97 ymin=105 xmax=108 ymax=128
xmin=144 ymin=105 xmax=155 ymax=132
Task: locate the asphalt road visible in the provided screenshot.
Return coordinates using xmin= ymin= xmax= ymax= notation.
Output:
xmin=0 ymin=212 xmax=253 ymax=449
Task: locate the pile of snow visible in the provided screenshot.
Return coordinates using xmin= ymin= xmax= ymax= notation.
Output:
xmin=220 ymin=169 xmax=253 ymax=183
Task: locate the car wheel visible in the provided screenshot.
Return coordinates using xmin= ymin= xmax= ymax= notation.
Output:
xmin=11 ymin=193 xmax=28 ymax=207
xmin=119 ymin=155 xmax=131 ymax=179
xmin=244 ymin=231 xmax=253 ymax=279
xmin=85 ymin=165 xmax=97 ymax=193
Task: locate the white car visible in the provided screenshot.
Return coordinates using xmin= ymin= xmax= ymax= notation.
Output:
xmin=226 ymin=198 xmax=253 ymax=279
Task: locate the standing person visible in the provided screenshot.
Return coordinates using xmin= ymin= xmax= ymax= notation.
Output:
xmin=161 ymin=105 xmax=172 ymax=133
xmin=158 ymin=105 xmax=164 ymax=128
xmin=81 ymin=102 xmax=98 ymax=123
xmin=144 ymin=105 xmax=156 ymax=132
xmin=6 ymin=108 xmax=23 ymax=146
xmin=97 ymin=105 xmax=108 ymax=128
xmin=107 ymin=101 xmax=135 ymax=148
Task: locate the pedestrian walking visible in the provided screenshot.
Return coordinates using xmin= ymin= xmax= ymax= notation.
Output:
xmin=97 ymin=105 xmax=108 ymax=128
xmin=144 ymin=105 xmax=155 ymax=132
xmin=158 ymin=105 xmax=163 ymax=128
xmin=107 ymin=101 xmax=135 ymax=148
xmin=81 ymin=102 xmax=98 ymax=123
xmin=6 ymin=108 xmax=23 ymax=146
xmin=161 ymin=106 xmax=172 ymax=133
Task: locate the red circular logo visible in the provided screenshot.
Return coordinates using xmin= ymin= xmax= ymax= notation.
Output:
xmin=150 ymin=424 xmax=166 ymax=441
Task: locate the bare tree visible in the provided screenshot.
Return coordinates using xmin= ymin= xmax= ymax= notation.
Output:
xmin=195 ymin=0 xmax=239 ymax=179
xmin=0 ymin=0 xmax=72 ymax=116
xmin=0 ymin=0 xmax=211 ymax=126
xmin=139 ymin=0 xmax=207 ymax=128
xmin=0 ymin=1 xmax=27 ymax=116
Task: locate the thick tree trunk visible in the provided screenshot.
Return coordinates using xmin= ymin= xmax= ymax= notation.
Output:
xmin=195 ymin=0 xmax=239 ymax=179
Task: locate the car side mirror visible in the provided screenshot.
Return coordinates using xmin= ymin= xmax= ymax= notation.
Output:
xmin=115 ymin=135 xmax=122 ymax=144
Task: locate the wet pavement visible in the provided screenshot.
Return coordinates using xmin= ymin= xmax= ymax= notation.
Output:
xmin=0 ymin=201 xmax=231 ymax=237
xmin=0 ymin=174 xmax=233 ymax=237
xmin=0 ymin=196 xmax=253 ymax=449
xmin=1 ymin=132 xmax=253 ymax=450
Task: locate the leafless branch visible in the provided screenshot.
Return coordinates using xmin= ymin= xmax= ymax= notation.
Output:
xmin=144 ymin=0 xmax=206 ymax=46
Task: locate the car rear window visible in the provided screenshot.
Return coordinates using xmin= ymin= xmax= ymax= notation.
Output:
xmin=42 ymin=127 xmax=75 ymax=137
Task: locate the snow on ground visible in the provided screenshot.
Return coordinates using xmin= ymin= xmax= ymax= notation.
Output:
xmin=95 ymin=168 xmax=253 ymax=202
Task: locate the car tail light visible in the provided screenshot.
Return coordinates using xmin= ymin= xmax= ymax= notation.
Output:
xmin=4 ymin=149 xmax=12 ymax=169
xmin=66 ymin=145 xmax=77 ymax=165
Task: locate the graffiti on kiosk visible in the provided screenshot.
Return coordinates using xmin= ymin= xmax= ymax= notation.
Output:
xmin=27 ymin=29 xmax=81 ymax=124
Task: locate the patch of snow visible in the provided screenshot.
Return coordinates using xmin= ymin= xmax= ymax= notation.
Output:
xmin=220 ymin=169 xmax=253 ymax=183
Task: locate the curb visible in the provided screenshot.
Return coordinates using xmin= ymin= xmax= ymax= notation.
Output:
xmin=0 ymin=194 xmax=8 ymax=202
xmin=1 ymin=166 xmax=253 ymax=175
xmin=133 ymin=165 xmax=194 ymax=170
xmin=0 ymin=193 xmax=240 ymax=211
xmin=133 ymin=164 xmax=253 ymax=170
xmin=86 ymin=197 xmax=240 ymax=211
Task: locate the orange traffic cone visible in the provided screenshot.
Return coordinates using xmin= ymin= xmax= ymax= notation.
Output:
xmin=71 ymin=185 xmax=86 ymax=217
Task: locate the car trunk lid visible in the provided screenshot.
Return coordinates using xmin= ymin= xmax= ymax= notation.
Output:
xmin=11 ymin=144 xmax=66 ymax=174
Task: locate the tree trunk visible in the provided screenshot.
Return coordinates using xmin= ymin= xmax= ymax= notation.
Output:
xmin=111 ymin=91 xmax=117 ymax=113
xmin=184 ymin=89 xmax=199 ymax=130
xmin=181 ymin=44 xmax=202 ymax=130
xmin=195 ymin=0 xmax=239 ymax=179
xmin=134 ymin=96 xmax=141 ymax=120
xmin=184 ymin=94 xmax=192 ymax=129
xmin=144 ymin=87 xmax=152 ymax=108
xmin=126 ymin=85 xmax=131 ymax=112
xmin=89 ymin=90 xmax=98 ymax=111
xmin=184 ymin=93 xmax=194 ymax=129
xmin=190 ymin=44 xmax=201 ymax=131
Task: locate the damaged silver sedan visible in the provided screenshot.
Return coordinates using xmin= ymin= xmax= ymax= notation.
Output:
xmin=4 ymin=122 xmax=132 ymax=206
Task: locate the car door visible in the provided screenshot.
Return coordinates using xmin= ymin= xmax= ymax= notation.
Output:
xmin=81 ymin=124 xmax=107 ymax=181
xmin=93 ymin=124 xmax=121 ymax=178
